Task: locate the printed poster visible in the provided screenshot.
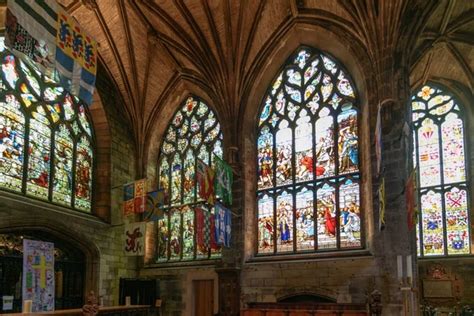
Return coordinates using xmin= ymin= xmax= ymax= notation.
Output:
xmin=22 ymin=239 xmax=55 ymax=312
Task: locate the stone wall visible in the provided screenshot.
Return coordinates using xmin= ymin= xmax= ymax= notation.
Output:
xmin=0 ymin=64 xmax=138 ymax=306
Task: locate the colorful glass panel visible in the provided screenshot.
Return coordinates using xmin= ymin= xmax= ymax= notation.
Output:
xmin=420 ymin=191 xmax=444 ymax=256
xmin=295 ymin=111 xmax=313 ymax=183
xmin=157 ymin=96 xmax=223 ymax=262
xmin=0 ymin=44 xmax=95 ymax=212
xmin=276 ymin=191 xmax=293 ymax=252
xmin=338 ymin=108 xmax=358 ymax=175
xmin=256 ymin=47 xmax=360 ymax=254
xmin=275 ymin=120 xmax=292 ymax=186
xmin=417 ymin=119 xmax=441 ymax=187
xmin=182 ymin=207 xmax=195 ymax=259
xmin=258 ymin=194 xmax=274 ymax=253
xmin=156 ymin=212 xmax=169 ymax=261
xmin=27 ymin=110 xmax=51 ymax=199
xmin=295 ymin=187 xmax=314 ymax=251
xmin=52 ymin=125 xmax=73 ymax=206
xmin=257 ymin=126 xmax=273 ymax=189
xmin=339 ymin=179 xmax=361 ymax=248
xmin=441 ymin=114 xmax=465 ymax=184
xmin=0 ymin=95 xmax=24 ymax=191
xmin=169 ymin=210 xmax=181 ymax=260
xmin=315 ymin=113 xmax=335 ymax=178
xmin=412 ymin=84 xmax=471 ymax=257
xmin=74 ymin=137 xmax=93 ymax=211
xmin=316 ymin=183 xmax=337 ymax=249
xmin=445 ymin=187 xmax=469 ymax=255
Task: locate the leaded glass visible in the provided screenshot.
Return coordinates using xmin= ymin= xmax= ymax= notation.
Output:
xmin=256 ymin=46 xmax=361 ymax=254
xmin=0 ymin=95 xmax=24 ymax=191
xmin=156 ymin=96 xmax=223 ymax=262
xmin=412 ymin=84 xmax=471 ymax=257
xmin=75 ymin=137 xmax=93 ymax=211
xmin=258 ymin=193 xmax=274 ymax=253
xmin=182 ymin=206 xmax=195 ymax=259
xmin=156 ymin=212 xmax=169 ymax=261
xmin=52 ymin=125 xmax=73 ymax=206
xmin=0 ymin=41 xmax=95 ymax=212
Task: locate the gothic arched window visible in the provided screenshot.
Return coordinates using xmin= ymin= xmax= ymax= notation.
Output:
xmin=0 ymin=42 xmax=94 ymax=212
xmin=156 ymin=96 xmax=223 ymax=262
xmin=257 ymin=47 xmax=361 ymax=254
xmin=412 ymin=84 xmax=470 ymax=257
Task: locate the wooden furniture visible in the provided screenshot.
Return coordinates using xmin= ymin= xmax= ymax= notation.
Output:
xmin=242 ymin=302 xmax=368 ymax=316
xmin=2 ymin=305 xmax=151 ymax=316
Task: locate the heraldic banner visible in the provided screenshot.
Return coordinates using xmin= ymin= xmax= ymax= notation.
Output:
xmin=22 ymin=239 xmax=55 ymax=312
xmin=124 ymin=222 xmax=146 ymax=256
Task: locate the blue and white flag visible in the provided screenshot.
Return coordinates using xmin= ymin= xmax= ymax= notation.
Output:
xmin=215 ymin=202 xmax=231 ymax=247
xmin=5 ymin=0 xmax=98 ymax=106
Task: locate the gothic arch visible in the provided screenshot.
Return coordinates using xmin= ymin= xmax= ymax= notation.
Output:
xmin=0 ymin=217 xmax=101 ymax=297
xmin=144 ymin=80 xmax=230 ymax=186
xmin=241 ymin=23 xmax=374 ymax=260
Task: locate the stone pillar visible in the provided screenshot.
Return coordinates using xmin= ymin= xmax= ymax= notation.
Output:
xmin=216 ymin=268 xmax=241 ymax=316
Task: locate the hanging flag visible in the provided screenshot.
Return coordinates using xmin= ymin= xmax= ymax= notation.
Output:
xmin=406 ymin=170 xmax=418 ymax=230
xmin=214 ymin=155 xmax=233 ymax=206
xmin=123 ymin=182 xmax=135 ymax=216
xmin=55 ymin=10 xmax=98 ymax=106
xmin=123 ymin=179 xmax=147 ymax=215
xmin=5 ymin=0 xmax=98 ymax=106
xmin=375 ymin=103 xmax=383 ymax=177
xmin=196 ymin=206 xmax=213 ymax=252
xmin=378 ymin=177 xmax=385 ymax=231
xmin=143 ymin=189 xmax=165 ymax=221
xmin=195 ymin=206 xmax=206 ymax=249
xmin=215 ymin=202 xmax=231 ymax=247
xmin=209 ymin=212 xmax=219 ymax=250
xmin=123 ymin=222 xmax=146 ymax=256
xmin=196 ymin=159 xmax=215 ymax=205
xmin=5 ymin=0 xmax=58 ymax=75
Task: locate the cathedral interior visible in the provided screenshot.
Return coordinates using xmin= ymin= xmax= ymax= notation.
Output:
xmin=0 ymin=0 xmax=473 ymax=315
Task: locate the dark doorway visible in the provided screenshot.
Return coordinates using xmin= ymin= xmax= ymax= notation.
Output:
xmin=0 ymin=230 xmax=85 ymax=313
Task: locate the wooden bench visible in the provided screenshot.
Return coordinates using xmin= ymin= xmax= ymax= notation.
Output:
xmin=2 ymin=305 xmax=151 ymax=316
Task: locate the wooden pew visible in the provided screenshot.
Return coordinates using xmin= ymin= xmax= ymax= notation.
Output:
xmin=2 ymin=305 xmax=151 ymax=316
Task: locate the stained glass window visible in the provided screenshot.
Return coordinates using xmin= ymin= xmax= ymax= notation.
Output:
xmin=0 ymin=39 xmax=94 ymax=212
xmin=257 ymin=47 xmax=361 ymax=254
xmin=412 ymin=84 xmax=470 ymax=256
xmin=156 ymin=96 xmax=223 ymax=262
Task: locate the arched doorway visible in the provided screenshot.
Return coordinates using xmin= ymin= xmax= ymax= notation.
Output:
xmin=0 ymin=230 xmax=85 ymax=313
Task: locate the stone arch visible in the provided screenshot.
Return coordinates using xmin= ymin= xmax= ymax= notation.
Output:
xmin=0 ymin=216 xmax=102 ymax=297
xmin=240 ymin=22 xmax=375 ymax=260
xmin=144 ymin=79 xmax=231 ymax=188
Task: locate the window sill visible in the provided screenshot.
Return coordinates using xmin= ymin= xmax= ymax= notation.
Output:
xmin=144 ymin=258 xmax=222 ymax=270
xmin=418 ymin=254 xmax=474 ymax=261
xmin=0 ymin=189 xmax=107 ymax=226
xmin=246 ymin=249 xmax=373 ymax=264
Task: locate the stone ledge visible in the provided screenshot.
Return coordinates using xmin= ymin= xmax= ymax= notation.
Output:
xmin=0 ymin=189 xmax=109 ymax=227
xmin=245 ymin=249 xmax=373 ymax=264
xmin=143 ymin=259 xmax=221 ymax=270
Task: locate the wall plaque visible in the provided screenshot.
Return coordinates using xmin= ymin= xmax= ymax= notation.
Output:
xmin=423 ymin=280 xmax=453 ymax=298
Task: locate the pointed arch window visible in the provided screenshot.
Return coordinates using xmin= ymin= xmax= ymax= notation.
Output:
xmin=156 ymin=96 xmax=223 ymax=262
xmin=0 ymin=41 xmax=94 ymax=212
xmin=257 ymin=47 xmax=362 ymax=255
xmin=412 ymin=84 xmax=471 ymax=257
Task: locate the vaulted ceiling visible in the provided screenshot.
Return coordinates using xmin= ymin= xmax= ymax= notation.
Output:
xmin=53 ymin=0 xmax=473 ymax=167
xmin=410 ymin=0 xmax=474 ymax=92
